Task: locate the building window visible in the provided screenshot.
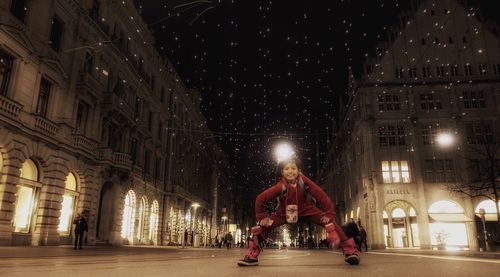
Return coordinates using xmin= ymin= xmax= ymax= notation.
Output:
xmin=13 ymin=159 xmax=40 ymax=233
xmin=154 ymin=157 xmax=161 ymax=179
xmin=436 ymin=66 xmax=446 ymax=77
xmin=465 ymin=121 xmax=494 ymax=144
xmin=493 ymin=63 xmax=500 ymax=75
xmin=462 ymin=36 xmax=467 ymax=43
xmin=144 ymin=150 xmax=151 ymax=175
xmin=130 ymin=138 xmax=138 ymax=165
xmin=464 ymin=64 xmax=473 ymax=75
xmin=422 ymin=124 xmax=449 ymax=145
xmin=449 ymin=65 xmax=459 ymax=76
xmin=75 ymin=102 xmax=89 ymax=133
xmin=434 ymin=37 xmax=440 ymax=45
xmin=379 ymin=125 xmax=406 ymax=146
xmin=148 ymin=111 xmax=153 ymax=131
xmin=10 ymin=0 xmax=28 ymax=23
xmin=462 ymin=91 xmax=486 ymax=109
xmin=134 ymin=97 xmax=141 ymax=118
xmin=378 ymin=95 xmax=400 ymax=111
xmin=382 ymin=160 xmax=410 ymax=183
xmin=419 ymin=93 xmax=442 ymax=110
xmin=58 ymin=172 xmax=78 ymax=235
xmin=83 ymin=52 xmax=94 ymax=73
xmin=36 ymin=78 xmax=51 ymax=117
xmin=448 ymin=37 xmax=453 ymax=44
xmin=121 ymin=190 xmax=136 ymax=240
xmin=48 ymin=16 xmax=64 ymax=52
xmin=149 ymin=200 xmax=159 ymax=243
xmin=137 ymin=197 xmax=148 ymax=241
xmin=422 ymin=66 xmax=431 ymax=77
xmin=0 ymin=50 xmax=14 ymax=95
xmin=421 ymin=38 xmax=426 ymax=45
xmin=478 ymin=64 xmax=487 ymax=75
xmin=395 ymin=67 xmax=404 ymax=78
xmin=424 ymin=159 xmax=455 ymax=182
xmin=408 ymin=67 xmax=417 ymax=78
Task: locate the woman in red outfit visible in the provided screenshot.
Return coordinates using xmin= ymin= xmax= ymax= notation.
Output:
xmin=237 ymin=156 xmax=360 ymax=266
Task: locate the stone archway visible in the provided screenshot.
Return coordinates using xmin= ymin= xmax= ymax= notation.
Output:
xmin=383 ymin=200 xmax=419 ymax=248
xmin=96 ymin=181 xmax=118 ymax=242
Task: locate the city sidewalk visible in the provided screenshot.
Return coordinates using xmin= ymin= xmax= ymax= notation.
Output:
xmin=0 ymin=244 xmax=228 ymax=259
xmin=370 ymin=248 xmax=500 ymax=260
xmin=0 ymin=244 xmax=499 ymax=260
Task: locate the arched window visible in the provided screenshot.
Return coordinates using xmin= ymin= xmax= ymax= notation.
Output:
xmin=392 ymin=208 xmax=406 ymax=218
xmin=121 ymin=190 xmax=136 ymax=241
xmin=149 ymin=200 xmax=159 ymax=243
xmin=137 ymin=197 xmax=148 ymax=241
xmin=475 ymin=200 xmax=499 ymax=221
xmin=429 ymin=200 xmax=463 ymax=213
xmin=58 ymin=172 xmax=78 ymax=234
xmin=13 ymin=159 xmax=40 ymax=233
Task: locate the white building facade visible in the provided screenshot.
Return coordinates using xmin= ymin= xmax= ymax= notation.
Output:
xmin=321 ymin=0 xmax=500 ymax=250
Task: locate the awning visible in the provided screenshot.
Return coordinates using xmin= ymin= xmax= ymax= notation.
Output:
xmin=428 ymin=213 xmax=473 ymax=222
xmin=475 ymin=213 xmax=499 ymax=222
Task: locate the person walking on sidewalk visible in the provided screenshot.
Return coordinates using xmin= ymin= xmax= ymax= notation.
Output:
xmin=73 ymin=212 xmax=88 ymax=250
xmin=237 ymin=155 xmax=360 ymax=266
xmin=359 ymin=225 xmax=368 ymax=252
xmin=224 ymin=232 xmax=233 ymax=249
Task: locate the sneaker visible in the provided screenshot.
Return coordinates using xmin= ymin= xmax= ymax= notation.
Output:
xmin=344 ymin=253 xmax=360 ymax=265
xmin=340 ymin=238 xmax=360 ymax=265
xmin=237 ymin=255 xmax=259 ymax=266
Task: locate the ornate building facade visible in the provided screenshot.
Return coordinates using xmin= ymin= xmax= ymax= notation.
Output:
xmin=0 ymin=0 xmax=234 ymax=246
xmin=321 ymin=0 xmax=499 ymax=250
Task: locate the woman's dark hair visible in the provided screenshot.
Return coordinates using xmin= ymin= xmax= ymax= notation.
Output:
xmin=277 ymin=155 xmax=302 ymax=172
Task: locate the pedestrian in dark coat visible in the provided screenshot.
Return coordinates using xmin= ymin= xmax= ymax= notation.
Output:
xmin=73 ymin=213 xmax=88 ymax=250
xmin=359 ymin=226 xmax=368 ymax=252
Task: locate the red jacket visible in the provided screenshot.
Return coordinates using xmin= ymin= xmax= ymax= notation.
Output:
xmin=255 ymin=174 xmax=335 ymax=222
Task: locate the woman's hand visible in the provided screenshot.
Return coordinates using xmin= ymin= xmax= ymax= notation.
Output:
xmin=259 ymin=217 xmax=274 ymax=227
xmin=320 ymin=216 xmax=331 ymax=224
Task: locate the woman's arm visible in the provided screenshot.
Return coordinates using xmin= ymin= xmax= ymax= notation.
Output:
xmin=255 ymin=182 xmax=283 ymax=221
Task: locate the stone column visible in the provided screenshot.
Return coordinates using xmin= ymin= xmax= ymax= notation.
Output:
xmin=0 ymin=146 xmax=22 ymax=245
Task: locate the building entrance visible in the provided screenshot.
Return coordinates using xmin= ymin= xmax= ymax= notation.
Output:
xmin=383 ymin=200 xmax=419 ymax=248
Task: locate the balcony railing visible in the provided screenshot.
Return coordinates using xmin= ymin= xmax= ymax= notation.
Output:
xmin=113 ymin=152 xmax=132 ymax=169
xmin=0 ymin=94 xmax=23 ymax=119
xmin=34 ymin=115 xmax=59 ymax=136
xmin=72 ymin=134 xmax=97 ymax=155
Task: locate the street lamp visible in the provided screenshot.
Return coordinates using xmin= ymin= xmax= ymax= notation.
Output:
xmin=436 ymin=132 xmax=455 ymax=147
xmin=274 ymin=142 xmax=295 ymax=164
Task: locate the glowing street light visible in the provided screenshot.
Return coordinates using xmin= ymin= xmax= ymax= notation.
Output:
xmin=274 ymin=142 xmax=295 ymax=163
xmin=436 ymin=132 xmax=454 ymax=147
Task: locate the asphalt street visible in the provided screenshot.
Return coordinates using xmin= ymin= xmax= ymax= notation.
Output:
xmin=0 ymin=246 xmax=499 ymax=277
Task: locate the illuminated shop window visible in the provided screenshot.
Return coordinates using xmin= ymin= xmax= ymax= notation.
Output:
xmin=137 ymin=197 xmax=148 ymax=241
xmin=58 ymin=173 xmax=78 ymax=235
xmin=13 ymin=159 xmax=39 ymax=233
xmin=382 ymin=160 xmax=410 ymax=183
xmin=149 ymin=200 xmax=159 ymax=242
xmin=121 ymin=190 xmax=136 ymax=240
xmin=475 ymin=200 xmax=500 ymax=221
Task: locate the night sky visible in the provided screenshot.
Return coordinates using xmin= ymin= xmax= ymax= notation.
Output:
xmin=133 ymin=0 xmax=500 ymax=200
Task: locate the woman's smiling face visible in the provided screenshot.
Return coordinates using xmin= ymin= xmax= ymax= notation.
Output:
xmin=281 ymin=162 xmax=299 ymax=183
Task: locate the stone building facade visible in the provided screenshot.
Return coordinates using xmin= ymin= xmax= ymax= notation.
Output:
xmin=321 ymin=0 xmax=499 ymax=250
xmin=0 ymin=0 xmax=233 ymax=246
